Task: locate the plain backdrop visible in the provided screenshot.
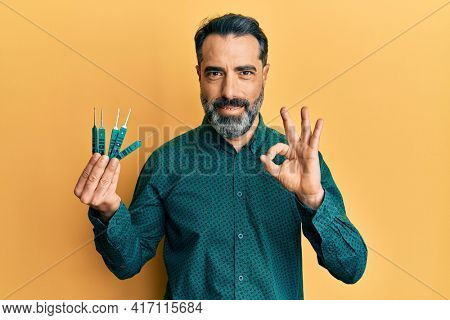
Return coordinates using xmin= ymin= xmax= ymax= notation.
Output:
xmin=0 ymin=0 xmax=449 ymax=299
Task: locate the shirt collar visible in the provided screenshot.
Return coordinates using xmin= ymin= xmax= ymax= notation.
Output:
xmin=199 ymin=112 xmax=267 ymax=155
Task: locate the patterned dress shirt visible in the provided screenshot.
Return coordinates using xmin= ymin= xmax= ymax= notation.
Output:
xmin=88 ymin=112 xmax=368 ymax=299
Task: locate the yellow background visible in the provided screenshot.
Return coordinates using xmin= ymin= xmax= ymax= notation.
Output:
xmin=1 ymin=0 xmax=449 ymax=300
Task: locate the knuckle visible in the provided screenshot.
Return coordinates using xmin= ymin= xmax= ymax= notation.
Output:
xmin=90 ymin=197 xmax=99 ymax=207
xmin=88 ymin=174 xmax=98 ymax=183
xmin=82 ymin=169 xmax=90 ymax=179
xmin=99 ymin=177 xmax=110 ymax=186
xmin=80 ymin=195 xmax=90 ymax=205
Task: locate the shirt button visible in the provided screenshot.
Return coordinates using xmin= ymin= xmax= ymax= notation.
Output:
xmin=236 ymin=191 xmax=243 ymax=197
xmin=238 ymin=233 xmax=243 ymax=239
xmin=238 ymin=275 xmax=244 ymax=281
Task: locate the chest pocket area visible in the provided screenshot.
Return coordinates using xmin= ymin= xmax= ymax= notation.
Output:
xmin=243 ymin=171 xmax=301 ymax=233
xmin=163 ymin=174 xmax=235 ymax=239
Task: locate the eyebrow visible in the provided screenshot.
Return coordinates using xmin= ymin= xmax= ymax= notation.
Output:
xmin=204 ymin=65 xmax=257 ymax=74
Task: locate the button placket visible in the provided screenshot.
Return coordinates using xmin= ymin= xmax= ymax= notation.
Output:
xmin=233 ymin=152 xmax=247 ymax=296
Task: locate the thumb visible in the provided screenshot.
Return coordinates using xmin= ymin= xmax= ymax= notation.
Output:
xmin=260 ymin=154 xmax=280 ymax=178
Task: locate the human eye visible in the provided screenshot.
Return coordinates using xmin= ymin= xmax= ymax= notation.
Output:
xmin=239 ymin=70 xmax=255 ymax=77
xmin=207 ymin=71 xmax=223 ymax=79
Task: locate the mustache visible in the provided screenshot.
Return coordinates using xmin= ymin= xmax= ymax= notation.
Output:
xmin=212 ymin=97 xmax=250 ymax=109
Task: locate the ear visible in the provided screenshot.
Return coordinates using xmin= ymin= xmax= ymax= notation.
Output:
xmin=195 ymin=65 xmax=201 ymax=81
xmin=262 ymin=63 xmax=270 ymax=84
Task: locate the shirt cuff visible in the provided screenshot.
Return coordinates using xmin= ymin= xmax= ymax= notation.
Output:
xmin=87 ymin=201 xmax=126 ymax=233
xmin=295 ymin=188 xmax=340 ymax=229
xmin=295 ymin=192 xmax=324 ymax=216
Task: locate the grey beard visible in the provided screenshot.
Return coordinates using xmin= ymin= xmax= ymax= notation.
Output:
xmin=201 ymin=87 xmax=264 ymax=139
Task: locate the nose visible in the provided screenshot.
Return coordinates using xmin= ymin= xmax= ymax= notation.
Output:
xmin=221 ymin=73 xmax=238 ymax=100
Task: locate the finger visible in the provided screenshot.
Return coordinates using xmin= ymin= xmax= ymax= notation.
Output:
xmin=74 ymin=153 xmax=102 ymax=198
xmin=280 ymin=107 xmax=298 ymax=146
xmin=79 ymin=154 xmax=109 ymax=204
xmin=260 ymin=154 xmax=281 ymax=177
xmin=266 ymin=142 xmax=290 ymax=160
xmin=309 ymin=118 xmax=324 ymax=150
xmin=300 ymin=106 xmax=312 ymax=145
xmin=106 ymin=161 xmax=121 ymax=196
xmin=91 ymin=158 xmax=120 ymax=206
xmin=260 ymin=142 xmax=290 ymax=178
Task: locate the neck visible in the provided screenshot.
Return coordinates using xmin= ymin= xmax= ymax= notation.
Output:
xmin=225 ymin=113 xmax=260 ymax=152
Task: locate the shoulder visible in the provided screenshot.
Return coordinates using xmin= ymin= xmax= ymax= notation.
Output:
xmin=155 ymin=126 xmax=199 ymax=156
xmin=140 ymin=125 xmax=201 ymax=173
xmin=265 ymin=126 xmax=288 ymax=145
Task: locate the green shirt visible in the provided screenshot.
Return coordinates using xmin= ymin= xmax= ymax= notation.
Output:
xmin=88 ymin=112 xmax=368 ymax=299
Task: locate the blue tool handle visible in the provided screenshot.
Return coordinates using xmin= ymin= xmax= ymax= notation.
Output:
xmin=92 ymin=127 xmax=98 ymax=154
xmin=117 ymin=140 xmax=142 ymax=160
xmin=107 ymin=129 xmax=119 ymax=157
xmin=110 ymin=127 xmax=127 ymax=158
xmin=98 ymin=128 xmax=106 ymax=155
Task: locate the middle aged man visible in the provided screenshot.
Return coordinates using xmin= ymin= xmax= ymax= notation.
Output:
xmin=75 ymin=13 xmax=368 ymax=300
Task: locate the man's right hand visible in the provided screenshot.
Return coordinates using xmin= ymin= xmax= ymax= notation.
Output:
xmin=74 ymin=153 xmax=122 ymax=223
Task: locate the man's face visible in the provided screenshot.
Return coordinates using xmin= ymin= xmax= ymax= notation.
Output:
xmin=196 ymin=34 xmax=270 ymax=138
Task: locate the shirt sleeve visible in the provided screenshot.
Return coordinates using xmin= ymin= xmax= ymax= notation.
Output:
xmin=87 ymin=153 xmax=166 ymax=280
xmin=296 ymin=151 xmax=368 ymax=284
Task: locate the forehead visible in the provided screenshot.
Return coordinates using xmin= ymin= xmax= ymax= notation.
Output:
xmin=201 ymin=34 xmax=260 ymax=66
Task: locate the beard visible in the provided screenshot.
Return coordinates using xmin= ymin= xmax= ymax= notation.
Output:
xmin=200 ymin=85 xmax=264 ymax=139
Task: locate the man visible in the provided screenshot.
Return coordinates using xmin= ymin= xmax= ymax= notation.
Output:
xmin=74 ymin=13 xmax=368 ymax=300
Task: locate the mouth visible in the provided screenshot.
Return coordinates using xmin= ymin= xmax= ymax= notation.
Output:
xmin=219 ymin=105 xmax=244 ymax=110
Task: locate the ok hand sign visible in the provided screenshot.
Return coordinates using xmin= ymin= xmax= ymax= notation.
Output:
xmin=260 ymin=106 xmax=325 ymax=210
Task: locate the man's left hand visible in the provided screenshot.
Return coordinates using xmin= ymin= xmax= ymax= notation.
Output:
xmin=260 ymin=106 xmax=325 ymax=210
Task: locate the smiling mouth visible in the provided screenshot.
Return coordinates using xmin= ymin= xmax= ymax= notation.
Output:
xmin=219 ymin=105 xmax=243 ymax=110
